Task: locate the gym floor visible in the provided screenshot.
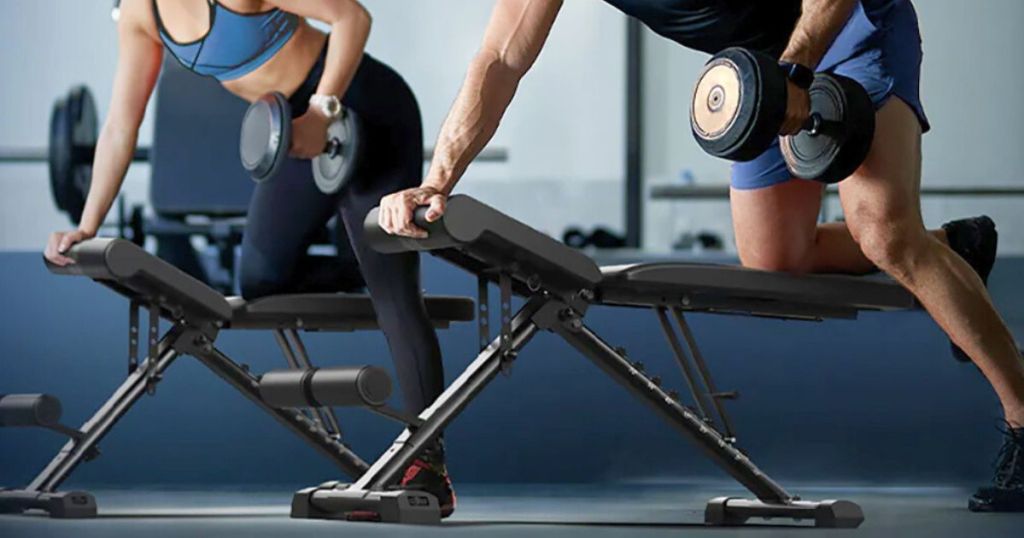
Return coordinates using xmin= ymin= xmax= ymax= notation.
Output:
xmin=2 ymin=482 xmax=1021 ymax=537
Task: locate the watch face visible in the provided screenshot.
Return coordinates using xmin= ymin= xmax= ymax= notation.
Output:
xmin=325 ymin=98 xmax=341 ymax=116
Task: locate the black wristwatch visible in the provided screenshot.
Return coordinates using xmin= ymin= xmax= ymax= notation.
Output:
xmin=778 ymin=61 xmax=814 ymax=90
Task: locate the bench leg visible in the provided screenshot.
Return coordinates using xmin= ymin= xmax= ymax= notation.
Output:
xmin=0 ymin=326 xmax=186 ymax=518
xmin=549 ymin=314 xmax=864 ymax=527
xmin=177 ymin=329 xmax=369 ymax=479
xmin=291 ymin=298 xmax=545 ymax=522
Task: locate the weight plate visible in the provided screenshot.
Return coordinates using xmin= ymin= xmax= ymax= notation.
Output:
xmin=780 ymin=73 xmax=875 ymax=183
xmin=48 ymin=86 xmax=98 ymax=224
xmin=690 ymin=47 xmax=788 ymax=162
xmin=831 ymin=74 xmax=876 ymax=183
xmin=240 ymin=92 xmax=290 ymax=182
xmin=312 ymin=108 xmax=362 ymax=194
xmin=691 ymin=62 xmax=743 ymax=140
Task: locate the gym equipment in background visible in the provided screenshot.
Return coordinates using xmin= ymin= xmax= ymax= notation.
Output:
xmin=561 ymin=226 xmax=627 ymax=249
xmin=286 ymin=195 xmax=917 ymax=525
xmin=0 ymin=238 xmax=474 ymax=518
xmin=690 ymin=47 xmax=875 ymax=184
xmin=0 ymin=85 xmax=507 ymax=227
xmin=0 ymin=69 xmax=508 ymax=291
xmin=240 ymin=92 xmax=363 ymax=194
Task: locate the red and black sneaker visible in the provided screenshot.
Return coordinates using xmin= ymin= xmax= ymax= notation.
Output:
xmin=400 ymin=456 xmax=457 ymax=518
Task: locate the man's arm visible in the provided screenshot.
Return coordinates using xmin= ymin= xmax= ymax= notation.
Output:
xmin=378 ymin=0 xmax=563 ymax=237
xmin=425 ymin=0 xmax=562 ymax=194
xmin=778 ymin=0 xmax=858 ymax=134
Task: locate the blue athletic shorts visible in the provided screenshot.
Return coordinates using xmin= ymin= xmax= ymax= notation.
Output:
xmin=731 ymin=0 xmax=929 ymax=190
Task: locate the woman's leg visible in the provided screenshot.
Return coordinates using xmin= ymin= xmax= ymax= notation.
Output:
xmin=339 ymin=59 xmax=444 ymax=415
xmin=238 ymin=156 xmax=339 ymax=299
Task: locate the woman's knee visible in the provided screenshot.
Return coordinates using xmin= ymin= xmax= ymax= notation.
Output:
xmin=238 ymin=251 xmax=291 ymax=299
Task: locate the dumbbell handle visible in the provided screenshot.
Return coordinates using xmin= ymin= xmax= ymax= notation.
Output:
xmin=800 ymin=113 xmax=843 ymax=138
xmin=323 ymin=137 xmax=343 ymax=159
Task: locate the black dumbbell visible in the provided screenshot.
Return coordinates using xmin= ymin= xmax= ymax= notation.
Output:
xmin=239 ymin=92 xmax=363 ymax=194
xmin=690 ymin=47 xmax=875 ymax=184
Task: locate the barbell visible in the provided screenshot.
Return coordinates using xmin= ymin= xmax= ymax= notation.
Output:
xmin=0 ymin=85 xmax=509 ymax=225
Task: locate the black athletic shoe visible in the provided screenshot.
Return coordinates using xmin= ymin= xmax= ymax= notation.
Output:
xmin=969 ymin=423 xmax=1024 ymax=512
xmin=399 ymin=441 xmax=456 ymax=518
xmin=942 ymin=216 xmax=998 ymax=362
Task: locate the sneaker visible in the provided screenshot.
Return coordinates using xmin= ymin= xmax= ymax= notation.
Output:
xmin=969 ymin=422 xmax=1024 ymax=512
xmin=941 ymin=216 xmax=998 ymax=362
xmin=399 ymin=441 xmax=456 ymax=518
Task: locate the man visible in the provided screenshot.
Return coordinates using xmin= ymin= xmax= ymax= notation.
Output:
xmin=379 ymin=0 xmax=1024 ymax=512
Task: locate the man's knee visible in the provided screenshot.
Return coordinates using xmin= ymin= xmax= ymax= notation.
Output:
xmin=851 ymin=219 xmax=925 ymax=277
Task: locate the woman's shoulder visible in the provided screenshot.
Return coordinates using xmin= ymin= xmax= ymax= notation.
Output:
xmin=118 ymin=0 xmax=161 ymax=41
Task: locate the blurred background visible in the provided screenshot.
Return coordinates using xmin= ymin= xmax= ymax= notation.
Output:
xmin=1 ymin=0 xmax=1022 ymax=494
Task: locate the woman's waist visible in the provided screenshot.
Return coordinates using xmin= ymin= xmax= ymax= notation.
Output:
xmin=220 ymin=22 xmax=327 ymax=103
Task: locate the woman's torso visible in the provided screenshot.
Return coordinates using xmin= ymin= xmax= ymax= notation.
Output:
xmin=150 ymin=0 xmax=326 ymax=102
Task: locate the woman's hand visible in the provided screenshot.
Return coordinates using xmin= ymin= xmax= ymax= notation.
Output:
xmin=44 ymin=229 xmax=95 ymax=266
xmin=377 ymin=186 xmax=448 ymax=238
xmin=290 ymin=110 xmax=332 ymax=159
xmin=780 ymin=80 xmax=811 ymax=136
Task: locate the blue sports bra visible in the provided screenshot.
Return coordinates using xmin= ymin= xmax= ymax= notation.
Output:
xmin=153 ymin=0 xmax=299 ymax=81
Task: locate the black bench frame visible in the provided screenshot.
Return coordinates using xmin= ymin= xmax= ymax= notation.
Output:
xmin=291 ymin=195 xmax=917 ymax=527
xmin=0 ymin=238 xmax=472 ymax=518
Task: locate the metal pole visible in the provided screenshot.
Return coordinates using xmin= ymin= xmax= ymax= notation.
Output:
xmin=625 ymin=17 xmax=645 ymax=248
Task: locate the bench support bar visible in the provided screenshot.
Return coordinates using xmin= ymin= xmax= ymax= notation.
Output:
xmin=1 ymin=320 xmax=370 ymax=518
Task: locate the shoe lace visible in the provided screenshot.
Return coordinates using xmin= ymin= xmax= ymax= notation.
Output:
xmin=991 ymin=421 xmax=1024 ymax=488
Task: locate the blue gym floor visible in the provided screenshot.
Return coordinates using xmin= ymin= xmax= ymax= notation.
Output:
xmin=1 ymin=483 xmax=1021 ymax=537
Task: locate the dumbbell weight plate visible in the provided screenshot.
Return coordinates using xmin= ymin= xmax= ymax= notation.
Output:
xmin=48 ymin=86 xmax=98 ymax=224
xmin=690 ymin=47 xmax=788 ymax=162
xmin=312 ymin=109 xmax=362 ymax=194
xmin=780 ymin=73 xmax=875 ymax=184
xmin=239 ymin=92 xmax=291 ymax=182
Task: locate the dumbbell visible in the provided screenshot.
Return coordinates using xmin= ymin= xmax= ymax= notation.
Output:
xmin=239 ymin=92 xmax=363 ymax=194
xmin=690 ymin=47 xmax=875 ymax=184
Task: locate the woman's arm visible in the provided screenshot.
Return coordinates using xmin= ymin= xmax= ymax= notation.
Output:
xmin=48 ymin=0 xmax=163 ymax=264
xmin=266 ymin=0 xmax=370 ymax=157
xmin=777 ymin=0 xmax=858 ymax=134
xmin=378 ymin=0 xmax=563 ymax=237
xmin=268 ymin=0 xmax=370 ymax=99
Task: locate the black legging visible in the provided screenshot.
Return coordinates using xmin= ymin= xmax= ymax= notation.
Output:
xmin=238 ymin=48 xmax=443 ymax=414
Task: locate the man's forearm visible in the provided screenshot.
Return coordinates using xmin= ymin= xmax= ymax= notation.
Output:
xmin=423 ymin=52 xmax=523 ymax=194
xmin=781 ymin=0 xmax=857 ymax=68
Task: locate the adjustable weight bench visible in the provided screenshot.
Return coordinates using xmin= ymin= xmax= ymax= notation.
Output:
xmin=289 ymin=194 xmax=917 ymax=527
xmin=0 ymin=238 xmax=474 ymax=518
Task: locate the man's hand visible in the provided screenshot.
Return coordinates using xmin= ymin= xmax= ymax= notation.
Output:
xmin=45 ymin=229 xmax=95 ymax=266
xmin=290 ymin=110 xmax=331 ymax=159
xmin=378 ymin=186 xmax=448 ymax=238
xmin=780 ymin=80 xmax=811 ymax=136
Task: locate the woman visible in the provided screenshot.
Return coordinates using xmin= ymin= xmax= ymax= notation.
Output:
xmin=42 ymin=0 xmax=455 ymax=516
